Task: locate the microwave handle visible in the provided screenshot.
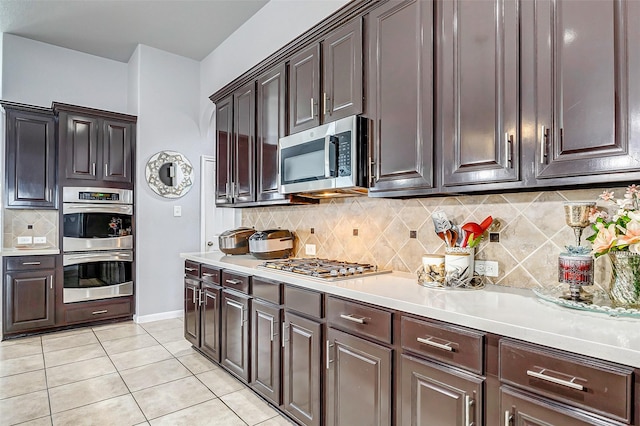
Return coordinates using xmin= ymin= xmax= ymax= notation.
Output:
xmin=324 ymin=135 xmax=338 ymax=178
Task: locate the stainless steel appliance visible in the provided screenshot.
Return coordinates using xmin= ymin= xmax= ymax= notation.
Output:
xmin=278 ymin=115 xmax=368 ymax=198
xmin=258 ymin=258 xmax=390 ymax=281
xmin=62 ymin=187 xmax=135 ymax=303
xmin=218 ymin=227 xmax=256 ymax=255
xmin=249 ymin=229 xmax=294 ymax=259
xmin=63 ymin=250 xmax=133 ymax=303
xmin=63 ymin=187 xmax=133 ymax=252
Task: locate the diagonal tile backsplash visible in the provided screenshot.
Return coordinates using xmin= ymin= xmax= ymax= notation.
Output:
xmin=241 ymin=187 xmax=628 ymax=291
xmin=3 ymin=209 xmax=59 ymax=249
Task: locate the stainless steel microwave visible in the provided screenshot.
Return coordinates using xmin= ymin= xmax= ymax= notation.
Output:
xmin=278 ymin=115 xmax=368 ymax=198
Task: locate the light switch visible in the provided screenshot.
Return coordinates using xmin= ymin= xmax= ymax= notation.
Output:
xmin=173 ymin=206 xmax=182 ymax=217
xmin=17 ymin=236 xmax=33 ymax=245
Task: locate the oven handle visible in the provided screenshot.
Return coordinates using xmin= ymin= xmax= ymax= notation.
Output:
xmin=63 ymin=251 xmax=133 ymax=266
xmin=63 ymin=203 xmax=133 ymax=215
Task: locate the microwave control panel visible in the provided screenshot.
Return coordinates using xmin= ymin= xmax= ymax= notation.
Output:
xmin=336 ymin=131 xmax=352 ymax=177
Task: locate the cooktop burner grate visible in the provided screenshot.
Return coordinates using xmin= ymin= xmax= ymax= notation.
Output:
xmin=258 ymin=258 xmax=391 ymax=280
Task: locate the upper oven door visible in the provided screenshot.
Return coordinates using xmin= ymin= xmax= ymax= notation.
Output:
xmin=63 ymin=203 xmax=133 ymax=252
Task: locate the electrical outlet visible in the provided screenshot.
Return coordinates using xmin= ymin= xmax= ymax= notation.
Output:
xmin=305 ymin=244 xmax=316 ymax=256
xmin=34 ymin=236 xmax=47 ymax=244
xmin=17 ymin=236 xmax=33 ymax=245
xmin=475 ymin=260 xmax=499 ymax=277
xmin=173 ymin=206 xmax=182 ymax=217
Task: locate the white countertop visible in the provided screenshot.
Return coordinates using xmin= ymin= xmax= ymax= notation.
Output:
xmin=181 ymin=251 xmax=640 ymax=368
xmin=2 ymin=248 xmax=60 ymax=256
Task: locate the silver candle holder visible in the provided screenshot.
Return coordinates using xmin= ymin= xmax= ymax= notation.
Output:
xmin=558 ymin=202 xmax=596 ymax=301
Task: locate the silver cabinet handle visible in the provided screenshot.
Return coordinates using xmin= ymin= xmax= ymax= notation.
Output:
xmin=270 ymin=317 xmax=274 ymax=342
xmin=326 ymin=339 xmax=334 ymax=370
xmin=464 ymin=395 xmax=472 ymax=426
xmin=368 ymin=156 xmax=375 ymax=187
xmin=92 ymin=163 xmax=96 ymax=176
xmin=185 ymin=267 xmax=196 ymax=272
xmin=504 ymin=410 xmax=512 ymax=426
xmin=22 ymin=262 xmax=41 ymax=266
xmin=104 ymin=163 xmax=108 ymax=177
xmin=92 ymin=310 xmax=108 ymax=315
xmin=225 ymin=279 xmax=242 ymax=285
xmin=192 ymin=287 xmax=197 ymax=304
xmin=282 ymin=323 xmax=288 ymax=348
xmin=202 ymin=272 xmax=215 ymax=277
xmin=49 ymin=275 xmax=53 ymax=290
xmin=340 ymin=314 xmax=366 ymax=324
xmin=49 ymin=188 xmax=53 ymax=202
xmin=526 ymin=369 xmax=584 ymax=391
xmin=505 ymin=132 xmax=513 ymax=168
xmin=540 ymin=125 xmax=548 ymax=164
xmin=416 ymin=336 xmax=454 ymax=352
xmin=310 ymin=97 xmax=315 ymax=118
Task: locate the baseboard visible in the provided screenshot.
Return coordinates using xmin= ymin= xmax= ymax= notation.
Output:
xmin=134 ymin=309 xmax=183 ymax=324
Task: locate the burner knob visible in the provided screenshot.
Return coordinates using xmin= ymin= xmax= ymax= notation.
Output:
xmin=330 ymin=270 xmax=339 ymax=276
xmin=348 ymin=267 xmax=356 ymax=275
xmin=339 ymin=268 xmax=348 ymax=276
xmin=356 ymin=266 xmax=364 ymax=273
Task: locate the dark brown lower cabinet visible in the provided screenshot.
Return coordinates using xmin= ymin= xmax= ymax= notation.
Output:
xmin=325 ymin=327 xmax=392 ymax=426
xmin=3 ymin=257 xmax=56 ymax=335
xmin=400 ymin=354 xmax=483 ymax=426
xmin=221 ymin=289 xmax=250 ymax=381
xmin=283 ymin=311 xmax=322 ymax=426
xmin=200 ymin=283 xmax=221 ymax=362
xmin=184 ymin=276 xmax=200 ymax=346
xmin=250 ymin=298 xmax=282 ymax=405
xmin=500 ymin=386 xmax=621 ymax=426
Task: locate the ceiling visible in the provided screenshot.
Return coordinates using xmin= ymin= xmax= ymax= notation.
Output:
xmin=0 ymin=0 xmax=270 ymax=62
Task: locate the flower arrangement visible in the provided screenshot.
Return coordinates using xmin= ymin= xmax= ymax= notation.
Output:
xmin=587 ymin=185 xmax=640 ymax=257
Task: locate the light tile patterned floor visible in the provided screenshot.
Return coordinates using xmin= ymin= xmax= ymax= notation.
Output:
xmin=0 ymin=319 xmax=295 ymax=426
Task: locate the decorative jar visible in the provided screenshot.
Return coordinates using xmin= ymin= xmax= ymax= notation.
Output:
xmin=608 ymin=251 xmax=640 ymax=308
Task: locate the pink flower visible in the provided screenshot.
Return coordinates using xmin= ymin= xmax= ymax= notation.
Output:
xmin=591 ymin=222 xmax=618 ymax=255
xmin=618 ymin=219 xmax=640 ymax=246
xmin=600 ymin=190 xmax=615 ymax=202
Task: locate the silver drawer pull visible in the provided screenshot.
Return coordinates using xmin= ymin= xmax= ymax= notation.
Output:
xmin=22 ymin=262 xmax=41 ymax=266
xmin=417 ymin=336 xmax=454 ymax=352
xmin=339 ymin=314 xmax=366 ymax=324
xmin=202 ymin=272 xmax=216 ymax=277
xmin=225 ymin=279 xmax=242 ymax=285
xmin=92 ymin=310 xmax=108 ymax=315
xmin=185 ymin=267 xmax=196 ymax=272
xmin=526 ymin=369 xmax=585 ymax=391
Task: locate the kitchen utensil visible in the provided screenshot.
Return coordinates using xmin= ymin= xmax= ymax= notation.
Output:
xmin=461 ymin=222 xmax=483 ymax=247
xmin=432 ymin=211 xmax=453 ymax=245
xmin=249 ymin=229 xmax=295 ymax=259
xmin=218 ymin=227 xmax=256 ymax=255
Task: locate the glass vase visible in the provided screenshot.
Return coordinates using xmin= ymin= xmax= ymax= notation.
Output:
xmin=607 ymin=251 xmax=640 ymax=308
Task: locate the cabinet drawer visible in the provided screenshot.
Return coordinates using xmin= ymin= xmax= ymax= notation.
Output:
xmin=64 ymin=298 xmax=132 ymax=324
xmin=401 ymin=316 xmax=484 ymax=374
xmin=6 ymin=256 xmax=56 ymax=271
xmin=499 ymin=339 xmax=633 ymax=423
xmin=184 ymin=261 xmax=200 ymax=278
xmin=326 ymin=296 xmax=391 ymax=344
xmin=252 ymin=277 xmax=282 ymax=305
xmin=201 ymin=265 xmax=221 ymax=284
xmin=284 ymin=285 xmax=323 ymax=318
xmin=221 ymin=270 xmax=251 ymax=294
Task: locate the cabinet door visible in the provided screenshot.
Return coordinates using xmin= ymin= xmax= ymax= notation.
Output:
xmin=102 ymin=119 xmax=133 ymax=184
xmin=200 ymin=284 xmax=221 ymax=363
xmin=283 ymin=311 xmax=322 ymax=426
xmin=325 ymin=327 xmax=391 ymax=426
xmin=533 ymin=0 xmax=640 ymax=178
xmin=233 ymin=82 xmax=256 ymax=204
xmin=289 ymin=44 xmax=321 ymax=134
xmin=4 ymin=269 xmax=55 ymax=333
xmin=400 ymin=354 xmax=483 ymax=426
xmin=367 ymin=0 xmax=434 ymax=194
xmin=322 ymin=18 xmax=363 ymax=123
xmin=61 ymin=112 xmax=100 ymax=181
xmin=251 ymin=299 xmax=282 ymax=405
xmin=4 ymin=108 xmax=56 ymax=208
xmin=256 ymin=64 xmax=287 ymax=203
xmin=221 ymin=289 xmax=250 ymax=381
xmin=501 ymin=386 xmax=619 ymax=426
xmin=184 ymin=278 xmax=200 ymax=346
xmin=440 ymin=0 xmax=519 ymax=186
xmin=215 ymin=95 xmax=234 ymax=205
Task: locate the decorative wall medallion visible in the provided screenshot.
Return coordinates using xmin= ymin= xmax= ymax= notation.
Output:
xmin=145 ymin=151 xmax=194 ymax=198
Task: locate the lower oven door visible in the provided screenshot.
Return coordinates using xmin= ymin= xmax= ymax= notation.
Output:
xmin=63 ymin=250 xmax=133 ymax=303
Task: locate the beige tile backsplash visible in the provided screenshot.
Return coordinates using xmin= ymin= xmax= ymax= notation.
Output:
xmin=241 ymin=187 xmax=627 ymax=291
xmin=3 ymin=209 xmax=59 ymax=249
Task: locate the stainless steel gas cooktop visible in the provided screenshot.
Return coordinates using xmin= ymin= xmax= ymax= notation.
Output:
xmin=258 ymin=258 xmax=391 ymax=281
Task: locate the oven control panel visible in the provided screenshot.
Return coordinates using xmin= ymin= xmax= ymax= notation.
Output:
xmin=78 ymin=191 xmax=120 ymax=201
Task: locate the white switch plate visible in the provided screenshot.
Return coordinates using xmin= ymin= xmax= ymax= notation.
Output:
xmin=17 ymin=236 xmax=33 ymax=245
xmin=34 ymin=236 xmax=47 ymax=244
xmin=305 ymin=244 xmax=316 ymax=256
xmin=476 ymin=260 xmax=499 ymax=277
xmin=173 ymin=206 xmax=182 ymax=217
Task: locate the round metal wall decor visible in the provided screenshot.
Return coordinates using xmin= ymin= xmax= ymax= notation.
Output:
xmin=145 ymin=151 xmax=194 ymax=198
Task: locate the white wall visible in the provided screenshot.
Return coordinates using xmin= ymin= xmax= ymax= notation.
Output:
xmin=2 ymin=34 xmax=128 ymax=112
xmin=129 ymin=45 xmax=207 ymax=318
xmin=199 ymin=0 xmax=350 ymax=133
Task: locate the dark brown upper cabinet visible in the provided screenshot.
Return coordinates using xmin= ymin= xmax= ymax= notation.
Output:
xmin=2 ymin=102 xmax=56 ymax=209
xmin=366 ymin=0 xmax=435 ymax=196
xmin=256 ymin=63 xmax=287 ymax=203
xmin=439 ymin=0 xmax=520 ymax=187
xmin=526 ymin=0 xmax=640 ymax=180
xmin=55 ymin=103 xmax=135 ymax=189
xmin=215 ymin=82 xmax=257 ymax=205
xmin=288 ymin=18 xmax=363 ymax=134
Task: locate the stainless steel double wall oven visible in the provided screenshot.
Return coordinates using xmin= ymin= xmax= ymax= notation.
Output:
xmin=62 ymin=187 xmax=134 ymax=303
